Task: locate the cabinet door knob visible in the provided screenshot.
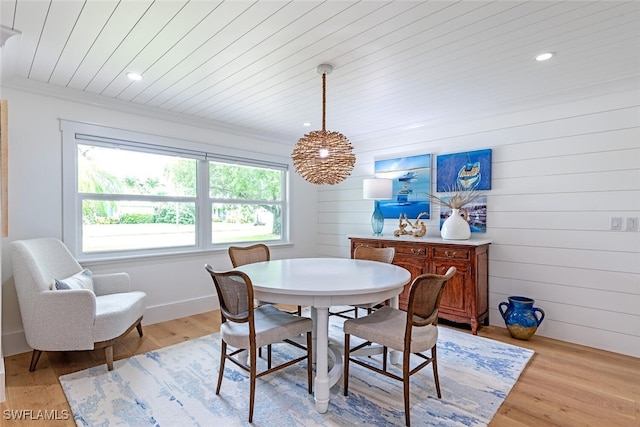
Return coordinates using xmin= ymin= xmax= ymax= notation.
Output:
xmin=445 ymin=250 xmax=457 ymax=258
xmin=411 ymin=248 xmax=422 ymax=255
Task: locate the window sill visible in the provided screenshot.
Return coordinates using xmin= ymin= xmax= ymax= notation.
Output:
xmin=78 ymin=241 xmax=295 ymax=266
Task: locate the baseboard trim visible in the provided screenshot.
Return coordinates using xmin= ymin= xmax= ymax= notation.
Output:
xmin=141 ymin=295 xmax=218 ymax=326
xmin=1 ymin=295 xmax=219 ymax=357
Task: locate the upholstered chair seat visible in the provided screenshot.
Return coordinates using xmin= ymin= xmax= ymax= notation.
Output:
xmin=343 ymin=306 xmax=438 ymax=354
xmin=220 ymin=304 xmax=312 ymax=349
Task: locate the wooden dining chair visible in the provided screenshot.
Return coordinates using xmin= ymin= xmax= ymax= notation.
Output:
xmin=330 ymin=246 xmax=396 ymax=319
xmin=343 ymin=266 xmax=457 ymax=427
xmin=228 ymin=244 xmax=302 ymax=316
xmin=205 ymin=264 xmax=313 ymax=423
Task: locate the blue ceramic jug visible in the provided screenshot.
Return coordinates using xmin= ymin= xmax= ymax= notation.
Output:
xmin=498 ymin=296 xmax=545 ymax=340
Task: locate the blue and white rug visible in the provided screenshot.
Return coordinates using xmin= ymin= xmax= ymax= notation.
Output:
xmin=59 ymin=313 xmax=534 ymax=426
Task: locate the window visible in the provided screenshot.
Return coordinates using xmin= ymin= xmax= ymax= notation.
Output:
xmin=62 ymin=121 xmax=288 ymax=260
xmin=209 ymin=162 xmax=283 ymax=244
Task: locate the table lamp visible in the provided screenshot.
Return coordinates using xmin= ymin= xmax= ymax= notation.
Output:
xmin=363 ymin=178 xmax=393 ymax=235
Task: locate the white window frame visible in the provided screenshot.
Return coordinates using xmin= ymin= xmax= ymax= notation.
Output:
xmin=61 ymin=120 xmax=289 ymax=261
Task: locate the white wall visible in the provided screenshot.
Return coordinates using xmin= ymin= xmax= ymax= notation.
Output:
xmin=0 ymin=86 xmax=318 ymax=356
xmin=317 ymin=86 xmax=640 ymax=358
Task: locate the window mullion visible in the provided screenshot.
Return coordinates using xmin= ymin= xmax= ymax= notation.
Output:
xmin=79 ymin=193 xmax=197 ymax=203
xmin=198 ymin=159 xmax=211 ymax=248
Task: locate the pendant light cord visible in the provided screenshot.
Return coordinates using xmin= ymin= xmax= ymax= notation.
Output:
xmin=322 ymin=72 xmax=326 ymax=132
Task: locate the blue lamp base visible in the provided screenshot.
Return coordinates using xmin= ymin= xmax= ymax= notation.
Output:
xmin=371 ymin=200 xmax=384 ymax=235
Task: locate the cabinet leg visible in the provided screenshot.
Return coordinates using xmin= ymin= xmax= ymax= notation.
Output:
xmin=470 ymin=319 xmax=478 ymax=335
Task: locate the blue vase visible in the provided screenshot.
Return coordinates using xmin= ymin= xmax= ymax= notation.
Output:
xmin=498 ymin=296 xmax=545 ymax=340
xmin=371 ymin=200 xmax=384 ymax=235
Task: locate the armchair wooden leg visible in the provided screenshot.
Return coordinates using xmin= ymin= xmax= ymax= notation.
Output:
xmin=29 ymin=350 xmax=42 ymax=372
xmin=105 ymin=346 xmax=114 ymax=371
xmin=136 ymin=322 xmax=144 ymax=337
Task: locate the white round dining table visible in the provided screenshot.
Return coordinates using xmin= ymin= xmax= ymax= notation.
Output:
xmin=233 ymin=257 xmax=411 ymax=413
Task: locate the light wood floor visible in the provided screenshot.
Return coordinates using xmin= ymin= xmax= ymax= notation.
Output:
xmin=1 ymin=311 xmax=638 ymax=426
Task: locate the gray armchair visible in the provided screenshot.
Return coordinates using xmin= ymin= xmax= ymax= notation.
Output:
xmin=10 ymin=238 xmax=146 ymax=371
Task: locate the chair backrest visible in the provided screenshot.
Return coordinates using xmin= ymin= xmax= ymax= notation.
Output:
xmin=204 ymin=264 xmax=253 ymax=324
xmin=10 ymin=238 xmax=85 ymax=337
xmin=406 ymin=266 xmax=457 ymax=327
xmin=10 ymin=238 xmax=84 ymax=292
xmin=353 ymin=246 xmax=395 ymax=264
xmin=228 ymin=243 xmax=270 ymax=268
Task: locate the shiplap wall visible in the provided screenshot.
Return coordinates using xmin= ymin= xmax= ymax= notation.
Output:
xmin=316 ymin=88 xmax=640 ymax=358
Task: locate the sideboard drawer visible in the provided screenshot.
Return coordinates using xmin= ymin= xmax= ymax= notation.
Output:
xmin=384 ymin=243 xmax=427 ymax=257
xmin=351 ymin=240 xmax=381 ymax=249
xmin=432 ymin=247 xmax=471 ymax=261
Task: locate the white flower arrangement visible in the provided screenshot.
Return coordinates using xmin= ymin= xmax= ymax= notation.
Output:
xmin=425 ymin=185 xmax=483 ymax=210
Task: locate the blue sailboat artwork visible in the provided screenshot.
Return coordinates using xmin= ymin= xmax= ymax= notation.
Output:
xmin=437 ymin=149 xmax=492 ymax=192
xmin=457 ymin=156 xmax=481 ymax=190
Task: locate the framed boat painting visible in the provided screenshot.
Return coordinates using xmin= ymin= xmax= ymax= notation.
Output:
xmin=374 ymin=153 xmax=431 ymax=219
xmin=439 ymin=196 xmax=487 ymax=233
xmin=436 ymin=149 xmax=491 ymax=192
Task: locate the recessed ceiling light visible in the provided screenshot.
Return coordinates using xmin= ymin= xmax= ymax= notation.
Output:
xmin=535 ymin=52 xmax=554 ymax=62
xmin=303 ymin=122 xmax=311 ymax=127
xmin=127 ymin=72 xmax=142 ymax=81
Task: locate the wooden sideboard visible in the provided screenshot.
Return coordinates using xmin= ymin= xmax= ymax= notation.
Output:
xmin=349 ymin=236 xmax=491 ymax=335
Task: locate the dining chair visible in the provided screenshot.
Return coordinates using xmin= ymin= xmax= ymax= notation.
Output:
xmin=330 ymin=246 xmax=396 ymax=319
xmin=343 ymin=266 xmax=457 ymax=427
xmin=228 ymin=243 xmax=302 ymax=316
xmin=205 ymin=264 xmax=313 ymax=423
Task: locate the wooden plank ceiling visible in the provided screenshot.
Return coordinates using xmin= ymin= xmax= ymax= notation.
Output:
xmin=1 ymin=0 xmax=639 ymax=144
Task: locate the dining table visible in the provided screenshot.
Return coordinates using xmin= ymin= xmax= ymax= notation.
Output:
xmin=233 ymin=257 xmax=411 ymax=413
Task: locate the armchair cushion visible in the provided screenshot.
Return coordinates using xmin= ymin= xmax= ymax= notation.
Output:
xmin=94 ymin=291 xmax=146 ymax=342
xmin=54 ymin=268 xmax=94 ymax=291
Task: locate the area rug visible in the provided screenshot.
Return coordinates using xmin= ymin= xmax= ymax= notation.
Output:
xmin=60 ymin=313 xmax=534 ymax=426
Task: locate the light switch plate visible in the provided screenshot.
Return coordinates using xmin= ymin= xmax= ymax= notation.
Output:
xmin=626 ymin=217 xmax=638 ymax=231
xmin=610 ymin=217 xmax=622 ymax=230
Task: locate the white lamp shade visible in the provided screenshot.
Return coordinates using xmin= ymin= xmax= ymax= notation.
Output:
xmin=363 ymin=178 xmax=393 ymax=200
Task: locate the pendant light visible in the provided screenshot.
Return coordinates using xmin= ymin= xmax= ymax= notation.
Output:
xmin=291 ymin=64 xmax=355 ymax=185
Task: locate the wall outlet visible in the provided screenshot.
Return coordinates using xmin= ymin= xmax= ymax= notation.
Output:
xmin=610 ymin=217 xmax=622 ymax=230
xmin=626 ymin=217 xmax=638 ymax=231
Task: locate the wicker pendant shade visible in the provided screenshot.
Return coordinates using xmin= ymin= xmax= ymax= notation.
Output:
xmin=292 ymin=65 xmax=355 ymax=185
